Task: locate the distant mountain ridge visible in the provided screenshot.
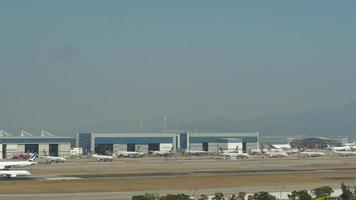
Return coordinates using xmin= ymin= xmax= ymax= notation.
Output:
xmin=70 ymin=101 xmax=356 ymax=138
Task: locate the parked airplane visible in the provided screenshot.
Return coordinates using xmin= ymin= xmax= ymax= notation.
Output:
xmin=260 ymin=146 xmax=288 ymax=158
xmin=117 ymin=146 xmax=145 ymax=157
xmin=332 ymin=150 xmax=356 ymax=156
xmin=270 ymin=144 xmax=298 ymax=154
xmin=184 ymin=149 xmax=208 ymax=156
xmin=151 ymin=147 xmax=174 ymax=157
xmin=218 ymin=147 xmax=249 ymax=159
xmin=92 ymin=154 xmax=114 ymax=162
xmin=331 ymin=146 xmax=351 ymax=151
xmin=43 ymin=150 xmax=65 ymax=163
xmin=0 ymin=170 xmax=31 ymax=178
xmin=0 ymin=153 xmax=37 ymax=170
xmin=298 ymin=146 xmax=325 ymax=157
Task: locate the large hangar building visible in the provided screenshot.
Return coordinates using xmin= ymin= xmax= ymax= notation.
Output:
xmin=77 ymin=131 xmax=259 ymax=155
xmin=290 ymin=137 xmax=344 ymax=149
xmin=178 ymin=132 xmax=260 ymax=153
xmin=77 ymin=132 xmax=177 ymax=155
xmin=0 ymin=130 xmax=72 ymax=159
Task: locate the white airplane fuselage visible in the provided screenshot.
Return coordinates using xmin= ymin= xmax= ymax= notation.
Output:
xmin=0 ymin=161 xmax=37 ymax=170
xmin=219 ymin=152 xmax=250 ymax=159
xmin=92 ymin=154 xmax=114 ymax=162
xmin=332 ymin=146 xmax=351 ymax=151
xmin=333 ymin=151 xmax=356 ymax=156
xmin=261 ymin=148 xmax=288 ymax=158
xmin=265 ymin=151 xmax=288 ymax=158
xmin=0 ymin=170 xmax=31 ymax=178
xmin=184 ymin=150 xmax=208 ymax=156
xmin=218 ymin=148 xmax=249 ymax=159
xmin=44 ymin=156 xmax=66 ymax=163
xmin=151 ymin=151 xmax=172 ymax=156
xmin=299 ymin=151 xmax=325 ymax=157
xmin=117 ymin=151 xmax=145 ymax=157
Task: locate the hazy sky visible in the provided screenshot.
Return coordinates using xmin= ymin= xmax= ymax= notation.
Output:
xmin=1 ymin=1 xmax=356 ymax=133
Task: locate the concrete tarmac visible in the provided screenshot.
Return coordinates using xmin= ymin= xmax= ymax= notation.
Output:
xmin=1 ymin=155 xmax=356 ymax=199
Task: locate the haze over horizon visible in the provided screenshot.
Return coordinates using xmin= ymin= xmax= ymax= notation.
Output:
xmin=1 ymin=1 xmax=356 ymax=134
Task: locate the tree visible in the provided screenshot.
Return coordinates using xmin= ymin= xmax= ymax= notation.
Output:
xmin=229 ymin=194 xmax=238 ymax=200
xmin=237 ymin=192 xmax=246 ymax=200
xmin=230 ymin=192 xmax=246 ymax=200
xmin=288 ymin=190 xmax=312 ymax=200
xmin=198 ymin=194 xmax=208 ymax=200
xmin=312 ymin=186 xmax=334 ymax=198
xmin=160 ymin=194 xmax=191 ymax=200
xmin=132 ymin=193 xmax=159 ymax=200
xmin=340 ymin=183 xmax=353 ymax=200
xmin=250 ymin=191 xmax=276 ymax=200
xmin=212 ymin=192 xmax=224 ymax=200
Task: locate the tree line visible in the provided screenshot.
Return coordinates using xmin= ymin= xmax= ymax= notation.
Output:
xmin=132 ymin=183 xmax=356 ymax=200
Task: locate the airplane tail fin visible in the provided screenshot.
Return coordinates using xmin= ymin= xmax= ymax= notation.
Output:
xmin=298 ymin=145 xmax=307 ymax=152
xmin=235 ymin=145 xmax=239 ymax=153
xmin=136 ymin=146 xmax=141 ymax=152
xmin=260 ymin=145 xmax=267 ymax=155
xmin=219 ymin=147 xmax=224 ymax=153
xmin=28 ymin=153 xmax=37 ymax=162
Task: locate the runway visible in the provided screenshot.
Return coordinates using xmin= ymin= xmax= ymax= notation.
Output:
xmin=53 ymin=167 xmax=356 ymax=179
xmin=2 ymin=166 xmax=356 ymax=181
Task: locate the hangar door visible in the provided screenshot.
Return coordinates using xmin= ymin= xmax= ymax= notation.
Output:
xmin=95 ymin=144 xmax=113 ymax=155
xmin=202 ymin=143 xmax=209 ymax=151
xmin=148 ymin=143 xmax=159 ymax=151
xmin=127 ymin=144 xmax=136 ymax=152
xmin=2 ymin=144 xmax=6 ymax=159
xmin=49 ymin=144 xmax=59 ymax=156
xmin=25 ymin=144 xmax=39 ymax=154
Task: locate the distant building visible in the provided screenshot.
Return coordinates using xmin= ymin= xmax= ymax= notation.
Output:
xmin=0 ymin=131 xmax=72 ymax=159
xmin=180 ymin=132 xmax=259 ymax=153
xmin=290 ymin=137 xmax=343 ymax=149
xmin=77 ymin=131 xmax=260 ymax=155
xmin=77 ymin=132 xmax=177 ymax=155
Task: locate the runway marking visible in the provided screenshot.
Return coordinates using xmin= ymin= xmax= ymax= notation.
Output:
xmin=44 ymin=177 xmax=82 ymax=180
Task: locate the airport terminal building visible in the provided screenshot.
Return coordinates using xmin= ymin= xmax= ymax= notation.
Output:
xmin=0 ymin=131 xmax=72 ymax=159
xmin=77 ymin=131 xmax=259 ymax=155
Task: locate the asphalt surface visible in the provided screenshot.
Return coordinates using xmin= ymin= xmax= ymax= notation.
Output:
xmin=1 ymin=155 xmax=356 ymax=199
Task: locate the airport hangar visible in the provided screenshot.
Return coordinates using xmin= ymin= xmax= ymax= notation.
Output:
xmin=77 ymin=132 xmax=259 ymax=155
xmin=290 ymin=137 xmax=344 ymax=149
xmin=0 ymin=130 xmax=72 ymax=159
